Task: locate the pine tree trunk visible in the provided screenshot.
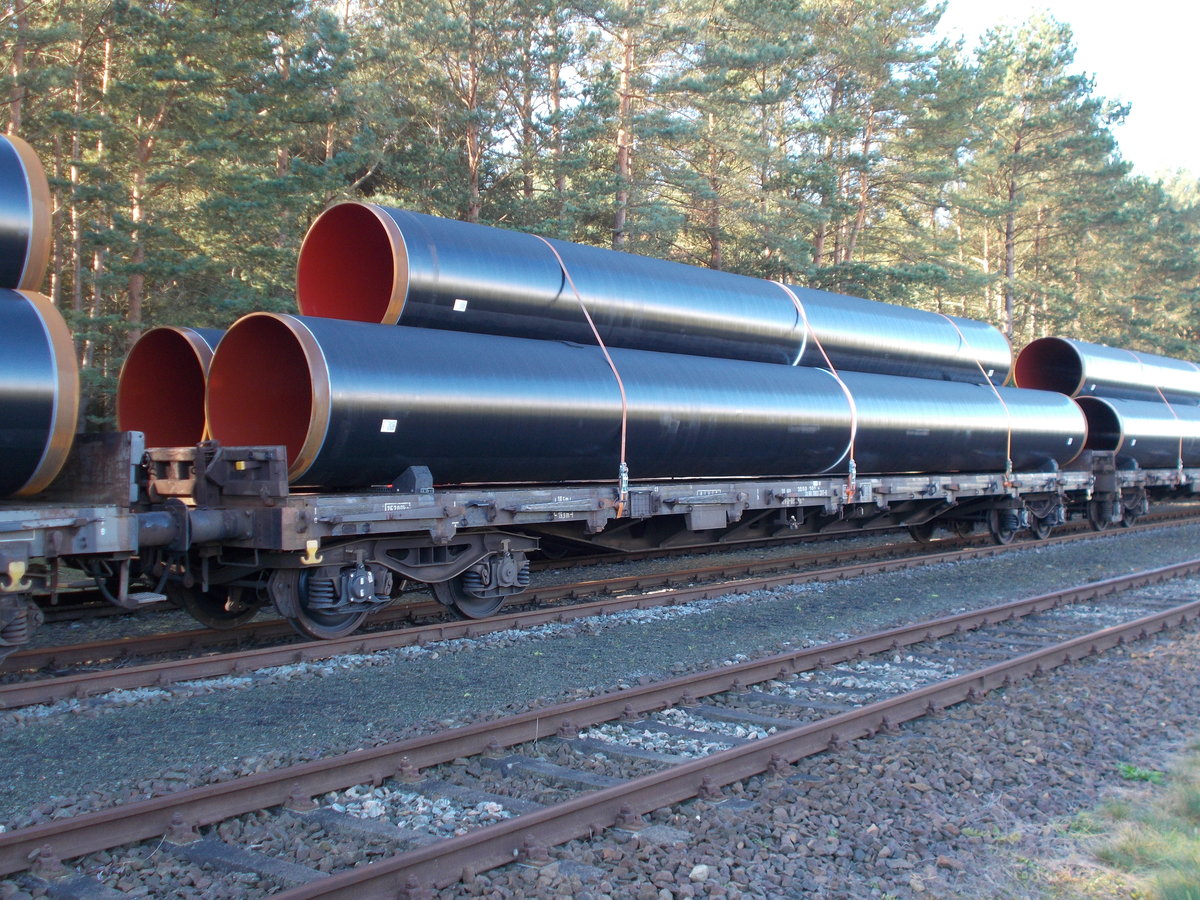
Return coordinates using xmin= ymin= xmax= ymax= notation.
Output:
xmin=465 ymin=26 xmax=482 ymax=224
xmin=1004 ymin=177 xmax=1017 ymax=338
xmin=550 ymin=58 xmax=565 ymax=224
xmin=612 ymin=27 xmax=633 ymax=250
xmin=845 ymin=108 xmax=876 ymax=262
xmin=9 ymin=0 xmax=26 ymax=132
xmin=82 ymin=35 xmax=112 ymax=376
xmin=706 ymin=113 xmax=721 ymax=269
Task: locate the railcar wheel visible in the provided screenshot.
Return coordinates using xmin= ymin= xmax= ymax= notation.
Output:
xmin=1120 ymin=507 xmax=1139 ymax=528
xmin=1087 ymin=500 xmax=1112 ymax=532
xmin=987 ymin=509 xmax=1019 ymax=545
xmin=951 ymin=520 xmax=975 ymax=538
xmin=907 ymin=522 xmax=936 ymax=544
xmin=432 ymin=574 xmax=506 ymax=619
xmin=1030 ymin=517 xmax=1054 ymax=540
xmin=165 ymin=582 xmax=263 ymax=629
xmin=272 ymin=569 xmax=370 ymax=640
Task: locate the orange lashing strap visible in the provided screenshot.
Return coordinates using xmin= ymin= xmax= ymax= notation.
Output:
xmin=1122 ymin=348 xmax=1184 ymax=473
xmin=775 ymin=281 xmax=858 ymax=499
xmin=535 ymin=235 xmax=630 ymax=510
xmin=1155 ymin=386 xmax=1185 ymax=474
xmin=939 ymin=313 xmax=1014 ymax=484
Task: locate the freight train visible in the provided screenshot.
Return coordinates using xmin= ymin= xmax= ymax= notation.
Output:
xmin=1 ymin=135 xmax=1198 ymax=655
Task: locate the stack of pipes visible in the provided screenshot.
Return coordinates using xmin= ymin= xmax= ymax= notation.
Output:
xmin=0 ymin=135 xmax=78 ymax=498
xmin=1 ymin=127 xmax=1195 ymax=497
xmin=1016 ymin=338 xmax=1200 ymax=469
xmin=202 ymin=203 xmax=1086 ymax=488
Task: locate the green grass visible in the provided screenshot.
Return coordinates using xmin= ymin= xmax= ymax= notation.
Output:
xmin=1119 ymin=762 xmax=1168 ymax=785
xmin=1087 ymin=752 xmax=1200 ymax=898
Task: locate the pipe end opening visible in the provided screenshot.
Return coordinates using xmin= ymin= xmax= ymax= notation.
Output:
xmin=206 ymin=314 xmax=321 ymax=477
xmin=296 ymin=202 xmax=403 ymax=323
xmin=1014 ymin=337 xmax=1083 ymax=395
xmin=117 ymin=328 xmax=213 ymax=447
xmin=1075 ymin=397 xmax=1122 ymax=451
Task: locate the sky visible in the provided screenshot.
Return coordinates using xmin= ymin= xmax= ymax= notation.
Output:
xmin=937 ymin=0 xmax=1198 ymax=178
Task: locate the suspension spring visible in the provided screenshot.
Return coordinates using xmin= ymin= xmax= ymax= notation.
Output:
xmin=305 ymin=577 xmax=339 ymax=611
xmin=0 ymin=608 xmax=30 ymax=647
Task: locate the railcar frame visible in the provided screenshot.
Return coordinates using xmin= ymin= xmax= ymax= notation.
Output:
xmin=1 ymin=434 xmax=1196 ymax=654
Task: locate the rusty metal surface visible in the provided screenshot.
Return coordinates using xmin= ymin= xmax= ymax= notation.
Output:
xmin=2 ymin=558 xmax=1198 ymax=879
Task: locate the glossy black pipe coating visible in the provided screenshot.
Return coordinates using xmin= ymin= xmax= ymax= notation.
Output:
xmin=206 ymin=314 xmax=1080 ymax=490
xmin=206 ymin=314 xmax=853 ymax=488
xmin=118 ymin=326 xmax=224 ymax=447
xmin=0 ymin=289 xmax=80 ymax=497
xmin=791 ymin=287 xmax=1010 ymax=383
xmin=1016 ymin=337 xmax=1200 ymax=405
xmin=843 ymin=370 xmax=1085 ymax=476
xmin=1076 ymin=396 xmax=1200 ymax=468
xmin=296 ymin=202 xmax=1011 ymax=383
xmin=0 ymin=134 xmax=51 ymax=291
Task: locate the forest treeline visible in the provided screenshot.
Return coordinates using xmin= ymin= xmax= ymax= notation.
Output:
xmin=5 ymin=0 xmax=1199 ymax=424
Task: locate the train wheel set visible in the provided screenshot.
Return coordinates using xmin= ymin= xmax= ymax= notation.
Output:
xmin=1 ymin=134 xmax=1198 ymax=657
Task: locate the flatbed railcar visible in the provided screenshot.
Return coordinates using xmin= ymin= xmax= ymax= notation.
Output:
xmin=1 ymin=433 xmax=1195 ymax=656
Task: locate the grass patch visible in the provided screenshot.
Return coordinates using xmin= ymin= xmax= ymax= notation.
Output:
xmin=1119 ymin=762 xmax=1167 ymax=785
xmin=1085 ymin=751 xmax=1200 ymax=898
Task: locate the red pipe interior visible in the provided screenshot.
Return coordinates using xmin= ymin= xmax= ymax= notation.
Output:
xmin=296 ymin=203 xmax=397 ymax=322
xmin=1014 ymin=337 xmax=1081 ymax=394
xmin=117 ymin=329 xmax=209 ymax=447
xmin=206 ymin=316 xmax=313 ymax=469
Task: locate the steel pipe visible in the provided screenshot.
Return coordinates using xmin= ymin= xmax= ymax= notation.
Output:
xmin=0 ymin=290 xmax=80 ymax=497
xmin=206 ymin=314 xmax=853 ymax=488
xmin=842 ymin=371 xmax=1085 ymax=475
xmin=792 ymin=287 xmax=1011 ymax=383
xmin=117 ymin=327 xmax=223 ymax=447
xmin=206 ymin=314 xmax=1079 ymax=490
xmin=1015 ymin=337 xmax=1200 ymax=405
xmin=0 ymin=135 xmax=51 ymax=292
xmin=296 ymin=203 xmax=1012 ymax=383
xmin=1075 ymin=396 xmax=1200 ymax=468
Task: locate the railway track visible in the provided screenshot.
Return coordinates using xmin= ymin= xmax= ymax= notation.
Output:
xmin=2 ymin=558 xmax=1198 ymax=896
xmin=3 ymin=512 xmax=1198 ymax=712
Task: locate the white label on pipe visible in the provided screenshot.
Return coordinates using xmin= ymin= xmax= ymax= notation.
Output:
xmin=453 ymin=298 xmax=469 ymax=312
xmin=381 ymin=419 xmax=398 ymax=433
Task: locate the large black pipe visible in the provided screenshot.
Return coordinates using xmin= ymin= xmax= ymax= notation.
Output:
xmin=1075 ymin=396 xmax=1200 ymax=468
xmin=206 ymin=314 xmax=853 ymax=487
xmin=0 ymin=135 xmax=51 ymax=292
xmin=1016 ymin=337 xmax=1200 ymax=405
xmin=206 ymin=314 xmax=1080 ymax=490
xmin=296 ymin=203 xmax=1012 ymax=384
xmin=117 ymin=326 xmax=224 ymax=447
xmin=843 ymin=370 xmax=1084 ymax=475
xmin=0 ymin=290 xmax=79 ymax=497
xmin=793 ymin=288 xmax=1010 ymax=383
